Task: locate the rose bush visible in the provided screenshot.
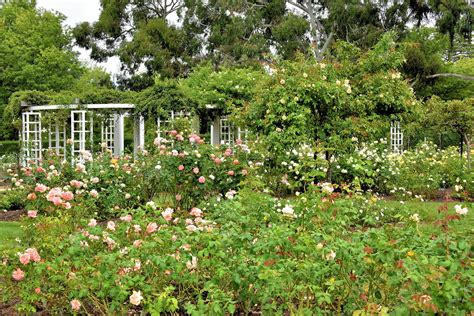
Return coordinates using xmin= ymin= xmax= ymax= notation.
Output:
xmin=1 ymin=188 xmax=472 ymax=314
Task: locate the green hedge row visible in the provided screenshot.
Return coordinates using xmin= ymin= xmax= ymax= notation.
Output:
xmin=0 ymin=141 xmax=19 ymax=155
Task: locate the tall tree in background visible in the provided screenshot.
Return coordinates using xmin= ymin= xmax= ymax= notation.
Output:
xmin=181 ymin=0 xmax=310 ymax=68
xmin=431 ymin=0 xmax=472 ymax=59
xmin=0 ymin=0 xmax=84 ymax=140
xmin=73 ymin=0 xmax=193 ymax=82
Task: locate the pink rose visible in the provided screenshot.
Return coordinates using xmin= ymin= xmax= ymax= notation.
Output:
xmin=35 ymin=287 xmax=41 ymax=294
xmin=224 ymin=148 xmax=232 ymax=157
xmin=146 ymin=222 xmax=158 ymax=234
xmin=27 ymin=210 xmax=37 ymax=218
xmin=169 ymin=130 xmax=178 ymax=136
xmin=190 ymin=207 xmax=203 ymax=217
xmin=120 ymin=214 xmax=132 ymax=222
xmin=61 ymin=191 xmax=74 ymax=201
xmin=51 ymin=196 xmax=63 ymax=206
xmin=133 ymin=240 xmax=143 ymax=248
xmin=88 ymin=219 xmax=97 ymax=227
xmin=70 ymin=180 xmax=83 ymax=188
xmin=161 ymin=208 xmax=174 ymax=222
xmin=12 ymin=268 xmax=25 ymax=281
xmin=198 ymin=176 xmax=206 ymax=184
xmin=214 ymin=158 xmax=222 ymax=165
xmin=228 ymin=170 xmax=235 ymax=176
xmin=19 ymin=253 xmax=30 ymax=265
xmin=70 ymin=299 xmax=81 ymax=311
xmin=36 ymin=167 xmax=45 ymax=173
xmin=192 ymin=167 xmax=200 ymax=174
xmin=27 ymin=193 xmax=37 ymax=200
xmin=25 ymin=248 xmax=41 ymax=262
xmin=34 ymin=184 xmax=48 ymax=193
xmin=233 ymin=159 xmax=240 ymax=165
xmin=178 ymin=165 xmax=185 ymax=171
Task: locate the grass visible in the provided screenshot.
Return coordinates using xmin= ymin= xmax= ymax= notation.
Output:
xmin=379 ymin=199 xmax=474 ymax=236
xmin=0 ymin=221 xmax=23 ymax=251
xmin=0 ymin=199 xmax=471 ymax=253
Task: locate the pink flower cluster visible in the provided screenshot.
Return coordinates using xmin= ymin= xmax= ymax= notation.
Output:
xmin=188 ymin=133 xmax=204 ymax=145
xmin=46 ymin=187 xmax=74 ymax=209
xmin=161 ymin=208 xmax=174 ymax=221
xmin=12 ymin=268 xmax=25 ymax=281
xmin=70 ymin=180 xmax=84 ymax=188
xmin=19 ymin=248 xmax=41 ymax=265
xmin=34 ymin=183 xmax=48 ymax=193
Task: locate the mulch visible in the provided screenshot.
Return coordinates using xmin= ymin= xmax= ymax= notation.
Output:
xmin=0 ymin=209 xmax=25 ymax=221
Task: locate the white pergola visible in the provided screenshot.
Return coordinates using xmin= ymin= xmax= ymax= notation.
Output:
xmin=20 ymin=103 xmax=249 ymax=166
xmin=20 ymin=103 xmax=144 ymax=165
xmin=390 ymin=121 xmax=403 ymax=154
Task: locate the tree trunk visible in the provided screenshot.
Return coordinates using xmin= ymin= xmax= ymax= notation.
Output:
xmin=464 ymin=134 xmax=471 ymax=171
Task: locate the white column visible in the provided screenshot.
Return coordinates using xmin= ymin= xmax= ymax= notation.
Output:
xmin=134 ymin=115 xmax=145 ymax=157
xmin=113 ymin=113 xmax=124 ymax=156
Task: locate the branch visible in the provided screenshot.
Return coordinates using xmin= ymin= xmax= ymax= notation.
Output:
xmin=426 ymin=73 xmax=474 ymax=81
xmin=318 ymin=31 xmax=333 ymax=60
xmin=287 ymin=1 xmax=309 ymax=14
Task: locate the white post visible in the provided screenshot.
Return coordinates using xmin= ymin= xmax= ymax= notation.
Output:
xmin=113 ymin=112 xmax=124 ymax=156
xmin=210 ymin=124 xmax=214 ymax=146
xmin=134 ymin=115 xmax=145 ymax=157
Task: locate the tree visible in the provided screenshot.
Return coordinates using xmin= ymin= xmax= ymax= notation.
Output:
xmin=73 ymin=0 xmax=192 ymax=80
xmin=431 ymin=0 xmax=473 ymax=60
xmin=0 ymin=1 xmax=84 ymax=139
xmin=425 ymin=96 xmax=474 ymax=169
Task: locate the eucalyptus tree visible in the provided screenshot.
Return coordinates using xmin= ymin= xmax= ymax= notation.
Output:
xmin=73 ymin=0 xmax=194 ymax=79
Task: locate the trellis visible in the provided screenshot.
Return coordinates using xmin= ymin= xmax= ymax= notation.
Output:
xmin=100 ymin=115 xmax=115 ymax=152
xmin=219 ymin=116 xmax=234 ymax=146
xmin=390 ymin=121 xmax=403 ymax=154
xmin=48 ymin=121 xmax=67 ymax=159
xmin=157 ymin=110 xmax=191 ymax=139
xmin=20 ymin=104 xmax=144 ymax=166
xmin=21 ymin=112 xmax=42 ymax=165
xmin=71 ymin=110 xmax=93 ymax=162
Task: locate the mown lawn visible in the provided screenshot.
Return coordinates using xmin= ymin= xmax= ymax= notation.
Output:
xmin=0 ymin=221 xmax=23 ymax=251
xmin=380 ymin=200 xmax=474 ymax=236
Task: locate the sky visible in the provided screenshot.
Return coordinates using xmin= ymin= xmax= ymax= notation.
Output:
xmin=36 ymin=0 xmax=121 ymax=75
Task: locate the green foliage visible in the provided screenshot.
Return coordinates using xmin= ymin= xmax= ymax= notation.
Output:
xmin=1 ymin=187 xmax=472 ymax=313
xmin=181 ymin=64 xmax=265 ymax=112
xmin=0 ymin=141 xmax=19 ymax=156
xmin=0 ymin=1 xmax=83 ymax=105
xmin=240 ymin=34 xmax=417 ymax=160
xmin=134 ymin=78 xmax=195 ymax=119
xmin=431 ymin=58 xmax=474 ymax=100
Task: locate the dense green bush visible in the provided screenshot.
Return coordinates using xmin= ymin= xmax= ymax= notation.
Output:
xmin=0 ymin=141 xmax=20 ymax=155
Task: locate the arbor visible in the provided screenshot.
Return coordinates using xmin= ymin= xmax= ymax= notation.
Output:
xmin=0 ymin=1 xmax=84 ymax=139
